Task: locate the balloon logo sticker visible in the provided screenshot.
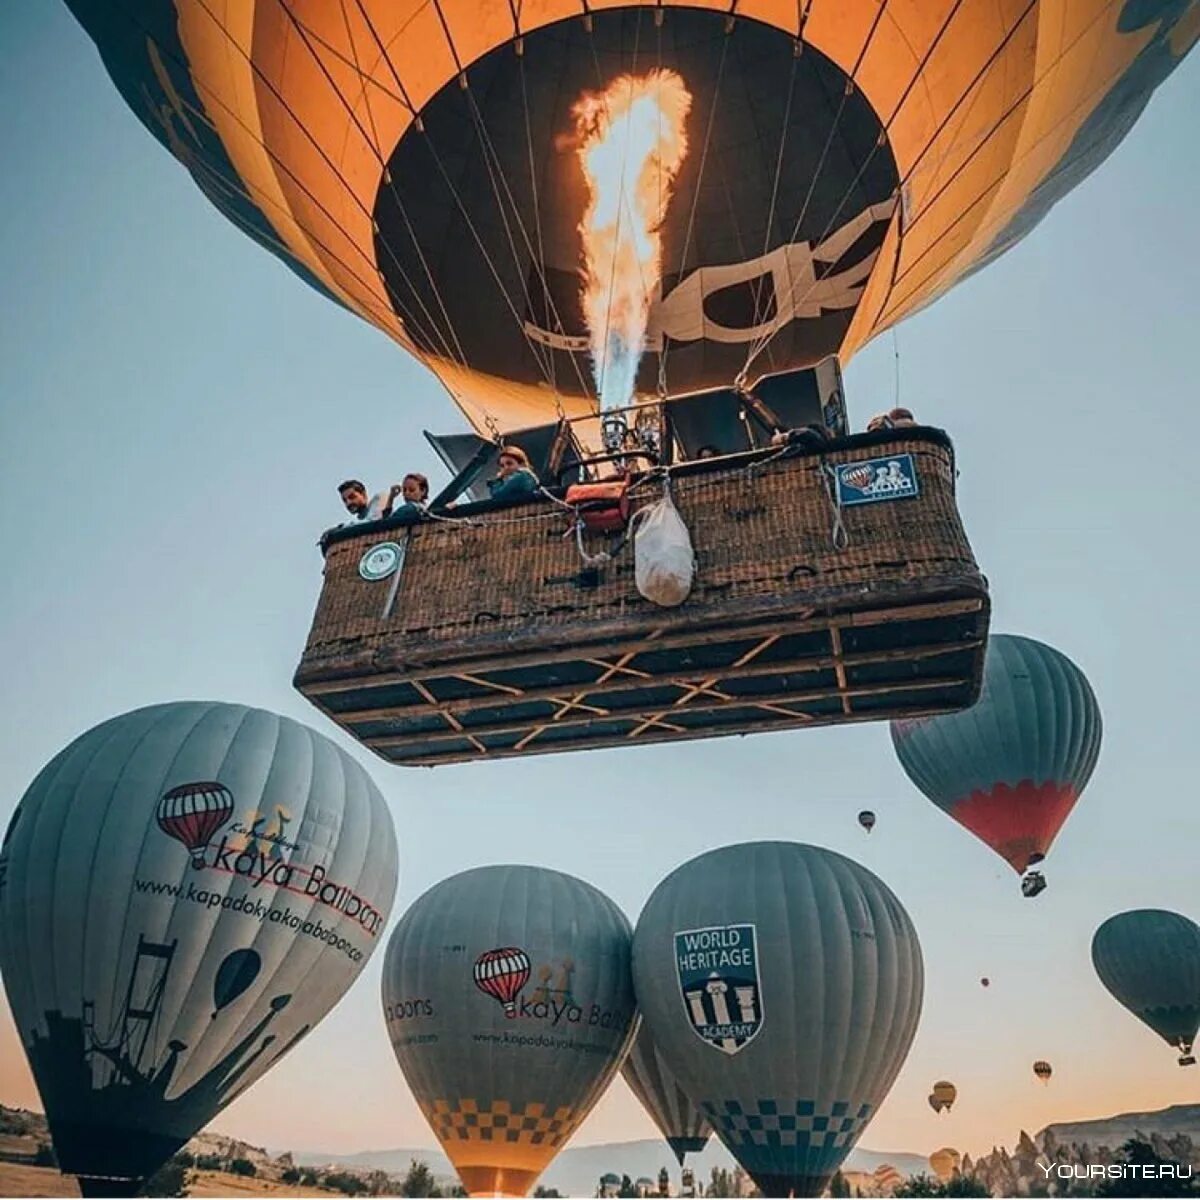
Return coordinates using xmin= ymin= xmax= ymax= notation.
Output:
xmin=156 ymin=782 xmax=236 ymax=868
xmin=836 ymin=455 xmax=920 ymax=507
xmin=674 ymin=924 xmax=763 ymax=1054
xmin=358 ymin=541 xmax=405 ymax=582
xmin=473 ymin=947 xmax=532 ymax=1017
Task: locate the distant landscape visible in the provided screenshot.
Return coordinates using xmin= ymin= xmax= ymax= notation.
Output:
xmin=3 ymin=1101 xmax=1197 ymax=1197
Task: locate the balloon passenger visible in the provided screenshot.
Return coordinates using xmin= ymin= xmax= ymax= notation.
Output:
xmin=867 ymin=407 xmax=917 ymax=432
xmin=338 ymin=478 xmax=399 ymax=525
xmin=487 ymin=445 xmax=538 ymax=501
xmin=391 ymin=472 xmax=429 ymax=519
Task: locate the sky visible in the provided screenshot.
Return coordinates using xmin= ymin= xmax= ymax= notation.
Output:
xmin=1 ymin=0 xmax=1199 ymax=1170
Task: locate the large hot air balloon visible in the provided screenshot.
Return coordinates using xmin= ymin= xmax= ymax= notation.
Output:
xmin=632 ymin=842 xmax=923 ymax=1198
xmin=891 ymin=634 xmax=1102 ymax=894
xmin=0 ymin=702 xmax=399 ymax=1197
xmin=1033 ymin=1060 xmax=1053 ymax=1084
xmin=1092 ymin=910 xmax=1200 ymax=1067
xmin=621 ymin=1021 xmax=712 ymax=1165
xmin=381 ymin=865 xmax=636 ymax=1197
xmin=929 ymin=1147 xmax=960 ymax=1182
xmin=61 ymin=1 xmax=1198 ymax=432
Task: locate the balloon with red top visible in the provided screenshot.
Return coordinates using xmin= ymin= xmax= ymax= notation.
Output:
xmin=890 ymin=634 xmax=1101 ymax=892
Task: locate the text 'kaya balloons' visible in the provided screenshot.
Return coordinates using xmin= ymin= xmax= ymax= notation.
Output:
xmin=621 ymin=1021 xmax=712 ymax=1166
xmin=64 ymin=1 xmax=1198 ymax=432
xmin=0 ymin=702 xmax=399 ymax=1196
xmin=1092 ymin=909 xmax=1200 ymax=1067
xmin=891 ymin=634 xmax=1102 ymax=882
xmin=381 ymin=866 xmax=636 ymax=1197
xmin=632 ymin=842 xmax=923 ymax=1198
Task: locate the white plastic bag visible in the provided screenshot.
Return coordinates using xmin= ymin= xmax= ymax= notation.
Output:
xmin=635 ymin=492 xmax=695 ymax=607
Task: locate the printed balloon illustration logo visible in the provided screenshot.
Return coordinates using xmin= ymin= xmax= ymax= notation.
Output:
xmin=156 ymin=782 xmax=235 ymax=868
xmin=473 ymin=947 xmax=532 ymax=1017
xmin=841 ymin=464 xmax=875 ymax=491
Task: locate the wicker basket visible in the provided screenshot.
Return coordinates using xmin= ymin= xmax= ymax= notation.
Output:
xmin=296 ymin=429 xmax=988 ymax=765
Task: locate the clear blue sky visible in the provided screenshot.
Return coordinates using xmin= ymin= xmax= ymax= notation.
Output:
xmin=2 ymin=0 xmax=1199 ymax=1165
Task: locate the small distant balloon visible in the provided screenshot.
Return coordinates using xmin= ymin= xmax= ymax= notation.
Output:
xmin=1033 ymin=1060 xmax=1052 ymax=1084
xmin=858 ymin=810 xmax=876 ymax=833
xmin=212 ymin=948 xmax=262 ymax=1017
xmin=931 ymin=1080 xmax=957 ymax=1113
xmin=929 ymin=1148 xmax=960 ymax=1182
xmin=980 ymin=977 xmax=990 ymax=988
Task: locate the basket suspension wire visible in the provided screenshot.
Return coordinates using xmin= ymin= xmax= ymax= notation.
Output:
xmin=745 ymin=0 xmax=987 ymax=371
xmin=332 ymin=0 xmax=470 ymax=369
xmin=739 ymin=0 xmax=893 ymax=379
xmin=280 ymin=0 xmax=472 ymax=371
xmin=464 ymin=71 xmax=597 ymax=401
xmin=149 ymin=0 xmax=464 ymax=371
xmin=659 ymin=30 xmax=730 ymax=388
xmin=893 ymin=327 xmax=902 ymax=408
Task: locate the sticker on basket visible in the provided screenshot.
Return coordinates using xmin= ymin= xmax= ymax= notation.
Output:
xmin=359 ymin=541 xmax=405 ymax=582
xmin=835 ymin=454 xmax=919 ymax=507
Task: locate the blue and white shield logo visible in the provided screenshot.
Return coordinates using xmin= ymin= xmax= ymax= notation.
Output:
xmin=674 ymin=924 xmax=763 ymax=1055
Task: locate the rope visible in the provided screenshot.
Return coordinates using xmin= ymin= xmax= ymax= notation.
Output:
xmin=333 ymin=0 xmax=471 ymax=371
xmin=659 ymin=28 xmax=730 ymax=388
xmin=821 ymin=461 xmax=851 ymax=551
xmin=892 ymin=327 xmax=902 ymax=408
xmin=739 ymin=0 xmax=894 ymax=376
xmin=749 ymin=0 xmax=1053 ymax=359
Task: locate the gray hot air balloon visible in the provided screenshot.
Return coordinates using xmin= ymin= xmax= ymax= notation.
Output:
xmin=632 ymin=842 xmax=923 ymax=1199
xmin=622 ymin=1021 xmax=712 ymax=1164
xmin=1092 ymin=909 xmax=1200 ymax=1066
xmin=0 ymin=702 xmax=399 ymax=1197
xmin=382 ymin=865 xmax=636 ymax=1197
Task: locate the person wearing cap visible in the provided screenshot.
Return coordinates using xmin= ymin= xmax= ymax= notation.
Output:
xmin=487 ymin=445 xmax=539 ymax=502
xmin=867 ymin=406 xmax=917 ymax=432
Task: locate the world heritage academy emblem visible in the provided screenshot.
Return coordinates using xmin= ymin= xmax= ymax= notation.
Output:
xmin=674 ymin=924 xmax=763 ymax=1054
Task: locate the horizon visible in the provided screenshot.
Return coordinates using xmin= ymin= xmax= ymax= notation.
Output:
xmin=2 ymin=0 xmax=1200 ymax=1182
